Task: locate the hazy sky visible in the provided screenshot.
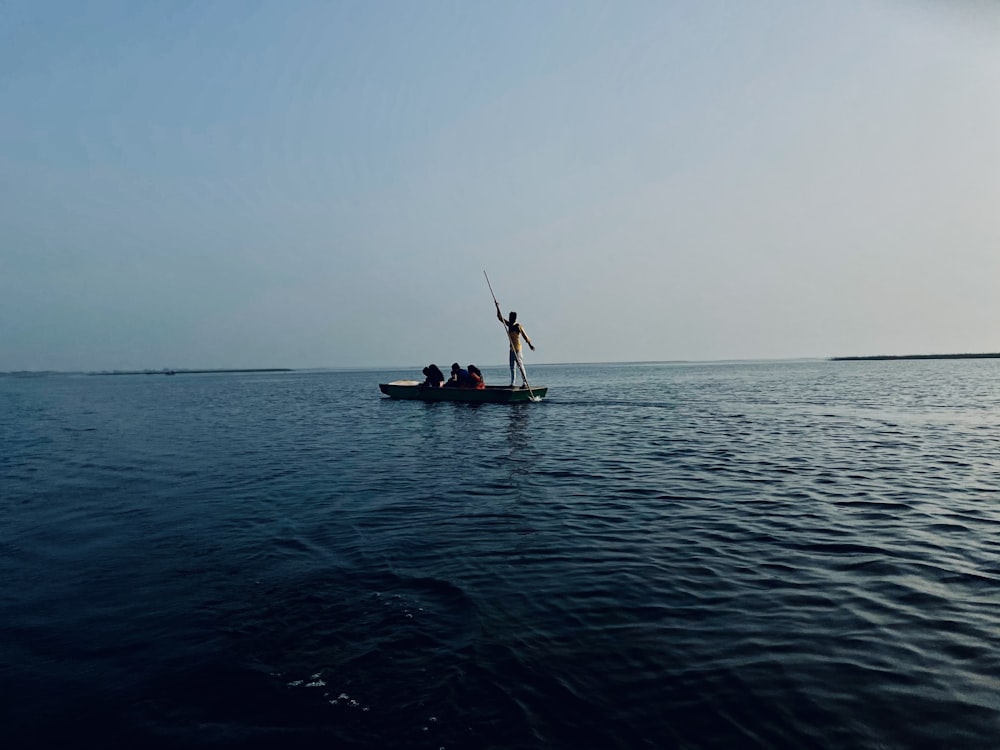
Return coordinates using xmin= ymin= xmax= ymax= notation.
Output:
xmin=3 ymin=1 xmax=998 ymax=371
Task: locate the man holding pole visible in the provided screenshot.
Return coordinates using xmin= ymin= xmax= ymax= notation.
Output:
xmin=495 ymin=302 xmax=535 ymax=387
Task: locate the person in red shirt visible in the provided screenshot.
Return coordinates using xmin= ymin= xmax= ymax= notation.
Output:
xmin=467 ymin=364 xmax=486 ymax=389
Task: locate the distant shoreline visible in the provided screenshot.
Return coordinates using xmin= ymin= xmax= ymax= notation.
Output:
xmin=5 ymin=356 xmax=1000 ymax=376
xmin=830 ymin=353 xmax=1000 ymax=361
xmin=89 ymin=368 xmax=294 ymax=376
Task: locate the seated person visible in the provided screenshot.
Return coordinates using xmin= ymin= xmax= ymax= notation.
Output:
xmin=444 ymin=362 xmax=471 ymax=388
xmin=420 ymin=363 xmax=445 ymax=389
xmin=467 ymin=364 xmax=486 ymax=389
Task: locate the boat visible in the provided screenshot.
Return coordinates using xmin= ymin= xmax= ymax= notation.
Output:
xmin=379 ymin=380 xmax=547 ymax=403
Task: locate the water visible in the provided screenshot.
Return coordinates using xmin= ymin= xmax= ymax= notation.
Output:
xmin=2 ymin=361 xmax=999 ymax=749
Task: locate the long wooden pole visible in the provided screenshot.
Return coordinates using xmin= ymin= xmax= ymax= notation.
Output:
xmin=484 ymin=271 xmax=537 ymax=400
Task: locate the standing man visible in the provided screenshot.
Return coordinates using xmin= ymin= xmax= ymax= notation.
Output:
xmin=496 ymin=302 xmax=535 ymax=387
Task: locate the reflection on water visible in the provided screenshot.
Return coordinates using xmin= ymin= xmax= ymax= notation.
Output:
xmin=506 ymin=403 xmax=531 ymax=451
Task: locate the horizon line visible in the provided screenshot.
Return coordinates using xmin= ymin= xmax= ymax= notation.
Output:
xmin=9 ymin=351 xmax=1000 ymax=376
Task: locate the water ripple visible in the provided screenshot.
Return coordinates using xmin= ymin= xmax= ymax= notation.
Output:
xmin=3 ymin=362 xmax=1000 ymax=748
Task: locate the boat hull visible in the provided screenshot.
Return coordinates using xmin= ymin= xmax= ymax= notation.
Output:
xmin=379 ymin=381 xmax=547 ymax=403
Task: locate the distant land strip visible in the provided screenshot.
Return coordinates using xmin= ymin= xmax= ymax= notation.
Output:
xmin=89 ymin=368 xmax=294 ymax=376
xmin=830 ymin=353 xmax=1000 ymax=361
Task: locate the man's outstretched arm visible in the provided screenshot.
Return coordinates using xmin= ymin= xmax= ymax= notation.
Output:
xmin=521 ymin=327 xmax=535 ymax=351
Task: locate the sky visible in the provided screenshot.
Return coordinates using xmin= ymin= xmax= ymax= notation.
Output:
xmin=2 ymin=0 xmax=999 ymax=371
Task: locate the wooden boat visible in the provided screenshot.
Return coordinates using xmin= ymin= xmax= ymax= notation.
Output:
xmin=379 ymin=380 xmax=547 ymax=403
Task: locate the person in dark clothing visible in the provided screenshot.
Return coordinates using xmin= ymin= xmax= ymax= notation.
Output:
xmin=420 ymin=363 xmax=445 ymax=389
xmin=444 ymin=362 xmax=471 ymax=388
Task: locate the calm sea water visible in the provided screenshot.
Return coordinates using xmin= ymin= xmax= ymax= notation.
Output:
xmin=2 ymin=361 xmax=999 ymax=749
